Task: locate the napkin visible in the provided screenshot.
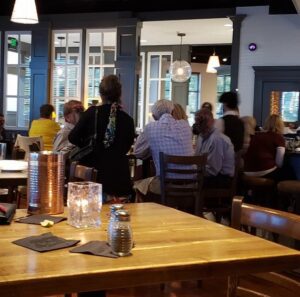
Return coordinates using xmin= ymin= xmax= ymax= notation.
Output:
xmin=15 ymin=214 xmax=67 ymax=225
xmin=70 ymin=241 xmax=118 ymax=258
xmin=13 ymin=232 xmax=80 ymax=252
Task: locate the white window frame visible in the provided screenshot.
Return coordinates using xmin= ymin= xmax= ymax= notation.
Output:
xmin=145 ymin=51 xmax=173 ymax=124
xmin=4 ymin=31 xmax=32 ymax=130
xmin=84 ymin=28 xmax=116 ymax=107
xmin=51 ymin=29 xmax=82 ymax=122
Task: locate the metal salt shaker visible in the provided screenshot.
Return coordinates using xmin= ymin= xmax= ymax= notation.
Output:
xmin=107 ymin=204 xmax=124 ymax=246
xmin=110 ymin=209 xmax=133 ymax=256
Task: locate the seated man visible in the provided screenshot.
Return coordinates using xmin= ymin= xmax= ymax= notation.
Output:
xmin=53 ymin=100 xmax=84 ymax=156
xmin=193 ymin=108 xmax=235 ymax=187
xmin=134 ymin=99 xmax=194 ymax=197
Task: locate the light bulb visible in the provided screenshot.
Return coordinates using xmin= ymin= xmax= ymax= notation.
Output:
xmin=176 ymin=67 xmax=184 ymax=75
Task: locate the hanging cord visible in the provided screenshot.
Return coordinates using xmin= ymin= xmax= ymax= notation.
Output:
xmin=177 ymin=32 xmax=185 ymax=61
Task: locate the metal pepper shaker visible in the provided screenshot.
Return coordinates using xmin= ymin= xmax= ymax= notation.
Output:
xmin=110 ymin=209 xmax=133 ymax=256
xmin=107 ymin=204 xmax=124 ymax=246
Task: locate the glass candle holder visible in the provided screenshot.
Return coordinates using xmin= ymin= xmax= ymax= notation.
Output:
xmin=67 ymin=181 xmax=102 ymax=228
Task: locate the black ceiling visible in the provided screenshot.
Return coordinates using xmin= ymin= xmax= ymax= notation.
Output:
xmin=0 ymin=0 xmax=297 ymax=16
xmin=191 ymin=45 xmax=232 ymax=65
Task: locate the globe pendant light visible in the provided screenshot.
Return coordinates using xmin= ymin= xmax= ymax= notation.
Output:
xmin=11 ymin=0 xmax=39 ymax=24
xmin=170 ymin=33 xmax=192 ymax=83
xmin=206 ymin=51 xmax=220 ymax=73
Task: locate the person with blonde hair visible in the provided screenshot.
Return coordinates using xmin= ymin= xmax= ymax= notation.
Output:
xmin=243 ymin=114 xmax=285 ymax=181
xmin=172 ymin=103 xmax=188 ymax=120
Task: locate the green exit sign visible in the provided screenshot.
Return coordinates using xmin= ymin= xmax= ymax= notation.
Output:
xmin=8 ymin=37 xmax=18 ymax=51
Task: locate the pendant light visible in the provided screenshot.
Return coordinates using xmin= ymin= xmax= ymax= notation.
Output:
xmin=170 ymin=33 xmax=192 ymax=83
xmin=11 ymin=0 xmax=39 ymax=24
xmin=206 ymin=50 xmax=220 ymax=73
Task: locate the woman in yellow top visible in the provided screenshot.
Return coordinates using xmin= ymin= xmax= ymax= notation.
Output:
xmin=29 ymin=104 xmax=60 ymax=150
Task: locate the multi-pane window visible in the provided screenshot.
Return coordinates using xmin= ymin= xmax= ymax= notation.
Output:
xmin=51 ymin=31 xmax=82 ymax=123
xmin=145 ymin=52 xmax=172 ymax=123
xmin=216 ymin=74 xmax=231 ymax=118
xmin=4 ymin=32 xmax=31 ymax=129
xmin=85 ymin=30 xmax=116 ymax=106
xmin=188 ymin=73 xmax=201 ymax=125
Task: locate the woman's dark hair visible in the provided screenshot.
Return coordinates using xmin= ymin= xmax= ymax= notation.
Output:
xmin=99 ymin=75 xmax=122 ymax=104
xmin=40 ymin=104 xmax=55 ymax=118
xmin=219 ymin=91 xmax=239 ymax=109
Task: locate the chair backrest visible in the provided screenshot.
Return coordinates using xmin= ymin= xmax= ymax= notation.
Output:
xmin=69 ymin=161 xmax=98 ymax=182
xmin=231 ymin=196 xmax=300 ymax=240
xmin=231 ymin=196 xmax=300 ymax=297
xmin=14 ymin=135 xmax=44 ymax=160
xmin=159 ymin=152 xmax=207 ymax=215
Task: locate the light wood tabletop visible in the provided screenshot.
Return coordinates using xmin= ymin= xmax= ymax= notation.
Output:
xmin=1 ymin=203 xmax=300 ymax=297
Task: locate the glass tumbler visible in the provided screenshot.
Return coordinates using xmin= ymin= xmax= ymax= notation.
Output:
xmin=67 ymin=181 xmax=102 ymax=228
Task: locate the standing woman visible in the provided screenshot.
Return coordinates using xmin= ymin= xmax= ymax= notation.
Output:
xmin=69 ymin=75 xmax=135 ymax=201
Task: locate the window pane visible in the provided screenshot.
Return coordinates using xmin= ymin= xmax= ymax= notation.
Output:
xmin=7 ymin=35 xmax=19 ymax=64
xmin=53 ymin=98 xmax=65 ymax=124
xmin=161 ymin=80 xmax=171 ymax=100
xmin=281 ymin=91 xmax=299 ymax=122
xmin=225 ymin=76 xmax=231 ymax=91
xmin=6 ymin=97 xmax=17 ymax=112
xmin=161 ymin=55 xmax=171 ymax=78
xmin=188 ymin=92 xmax=199 ymax=113
xmin=54 ymin=33 xmax=67 ymax=64
xmin=53 ymin=66 xmax=65 ymax=97
xmin=20 ymin=34 xmax=31 ymax=65
xmin=189 ymin=74 xmax=199 ymax=92
xmin=103 ymin=31 xmax=116 ymax=64
xmin=19 ymin=67 xmax=31 ymax=97
xmin=150 ymin=56 xmax=159 ymax=78
xmin=88 ymin=32 xmax=102 ymax=64
xmin=67 ymin=33 xmax=80 ymax=65
xmin=7 ymin=67 xmax=18 ymax=96
xmin=217 ymin=76 xmax=224 ymax=93
xmin=104 ymin=67 xmax=114 ymax=76
xmin=18 ymin=97 xmax=30 ymax=128
xmin=149 ymin=80 xmax=158 ymax=104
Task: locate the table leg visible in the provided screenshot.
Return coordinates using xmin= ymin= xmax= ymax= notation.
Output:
xmin=227 ymin=275 xmax=239 ymax=297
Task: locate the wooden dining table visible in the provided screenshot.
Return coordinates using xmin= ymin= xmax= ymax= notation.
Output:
xmin=1 ymin=202 xmax=300 ymax=297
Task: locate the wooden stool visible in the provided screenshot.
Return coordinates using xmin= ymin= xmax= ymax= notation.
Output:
xmin=278 ymin=180 xmax=300 ymax=213
xmin=242 ymin=175 xmax=275 ymax=207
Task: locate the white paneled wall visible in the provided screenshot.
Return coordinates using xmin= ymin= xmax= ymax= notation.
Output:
xmin=237 ymin=6 xmax=300 ymax=116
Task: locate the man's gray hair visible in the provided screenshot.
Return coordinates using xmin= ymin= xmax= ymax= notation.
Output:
xmin=151 ymin=99 xmax=174 ymax=120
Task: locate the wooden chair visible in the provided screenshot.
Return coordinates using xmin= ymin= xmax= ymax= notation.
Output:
xmin=201 ymin=150 xmax=243 ymax=223
xmin=231 ymin=196 xmax=300 ymax=297
xmin=68 ymin=161 xmax=98 ymax=182
xmin=159 ymin=152 xmax=207 ymax=215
